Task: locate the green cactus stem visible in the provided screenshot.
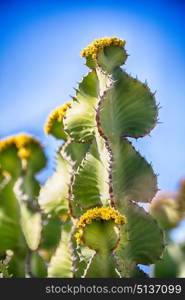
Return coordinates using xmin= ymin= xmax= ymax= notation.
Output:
xmin=62 ymin=37 xmax=164 ymax=277
xmin=0 ymin=134 xmax=47 ymax=277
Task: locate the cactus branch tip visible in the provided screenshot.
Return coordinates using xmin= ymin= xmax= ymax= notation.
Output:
xmin=0 ymin=133 xmax=41 ymax=159
xmin=80 ymin=37 xmax=126 ymax=60
xmin=75 ymin=207 xmax=126 ymax=244
xmin=44 ymin=102 xmax=72 ymax=135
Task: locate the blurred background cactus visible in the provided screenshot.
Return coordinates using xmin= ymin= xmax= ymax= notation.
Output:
xmin=151 ymin=180 xmax=185 ymax=277
xmin=0 ymin=37 xmax=184 ymax=278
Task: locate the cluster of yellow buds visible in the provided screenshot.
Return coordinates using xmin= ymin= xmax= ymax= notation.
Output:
xmin=0 ymin=134 xmax=39 ymax=159
xmin=75 ymin=206 xmax=126 ymax=244
xmin=44 ymin=102 xmax=71 ymax=135
xmin=81 ymin=37 xmax=125 ymax=60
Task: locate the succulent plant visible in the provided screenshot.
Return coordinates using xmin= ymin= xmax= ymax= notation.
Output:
xmin=0 ymin=37 xmax=166 ymax=278
xmin=39 ymin=37 xmax=164 ymax=277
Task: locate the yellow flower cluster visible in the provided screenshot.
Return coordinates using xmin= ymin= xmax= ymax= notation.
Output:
xmin=0 ymin=134 xmax=39 ymax=159
xmin=44 ymin=102 xmax=71 ymax=135
xmin=81 ymin=37 xmax=125 ymax=60
xmin=15 ymin=134 xmax=38 ymax=148
xmin=75 ymin=206 xmax=126 ymax=244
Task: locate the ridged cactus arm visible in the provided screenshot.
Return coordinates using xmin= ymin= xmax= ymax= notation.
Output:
xmin=63 ymin=140 xmax=90 ymax=168
xmin=11 ymin=134 xmax=47 ymax=252
xmin=41 ymin=101 xmax=92 ymax=218
xmin=38 ymin=138 xmax=91 ymax=218
xmin=115 ymin=202 xmax=164 ymax=275
xmin=14 ymin=181 xmax=42 ymax=254
xmin=47 ymin=221 xmax=73 ymax=278
xmin=38 ymin=121 xmax=94 ymax=278
xmin=92 ymin=42 xmax=158 ymax=207
xmin=74 ymin=207 xmax=126 ymax=278
xmin=97 ymin=69 xmax=158 ymax=142
xmin=41 ymin=102 xmax=74 ymax=219
xmin=59 ymin=127 xmax=110 ymax=218
xmin=63 ymin=71 xmax=99 ymax=142
xmin=71 ymin=138 xmax=110 ymax=213
xmin=38 ymin=149 xmax=70 ymax=216
xmin=110 ymin=139 xmax=157 ymax=207
xmin=69 ymin=224 xmax=89 ymax=278
xmin=0 ymin=139 xmax=22 ymax=252
xmin=0 ymin=173 xmax=21 ymax=252
xmin=61 ymin=140 xmax=92 ymax=218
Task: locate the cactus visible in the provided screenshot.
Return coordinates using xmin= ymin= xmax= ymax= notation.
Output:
xmin=39 ymin=37 xmax=164 ymax=278
xmin=0 ymin=37 xmax=165 ymax=278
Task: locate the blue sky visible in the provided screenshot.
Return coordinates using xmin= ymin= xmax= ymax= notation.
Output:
xmin=0 ymin=0 xmax=185 ymax=198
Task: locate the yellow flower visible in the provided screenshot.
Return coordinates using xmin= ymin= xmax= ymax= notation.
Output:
xmin=44 ymin=102 xmax=71 ymax=135
xmin=75 ymin=206 xmax=126 ymax=244
xmin=0 ymin=134 xmax=40 ymax=159
xmin=81 ymin=37 xmax=125 ymax=60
